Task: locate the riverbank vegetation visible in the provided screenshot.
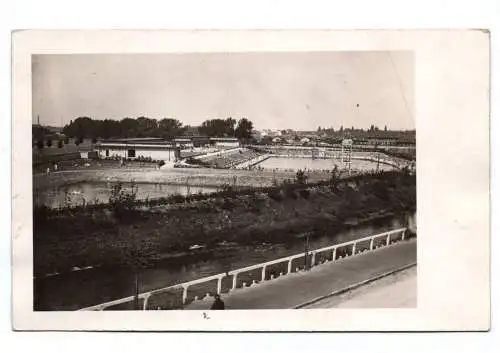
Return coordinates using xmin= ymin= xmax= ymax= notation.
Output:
xmin=33 ymin=170 xmax=416 ymax=276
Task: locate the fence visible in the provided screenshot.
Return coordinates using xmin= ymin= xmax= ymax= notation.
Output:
xmin=79 ymin=227 xmax=409 ymax=311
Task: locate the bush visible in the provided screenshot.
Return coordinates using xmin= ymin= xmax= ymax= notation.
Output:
xmin=295 ymin=169 xmax=308 ymax=184
xmin=109 ymin=182 xmax=138 ymax=220
xmin=299 ymin=189 xmax=310 ymax=199
xmin=36 ymin=140 xmax=44 ymax=149
xmin=46 ymin=139 xmax=52 ymax=148
xmin=281 ymin=179 xmax=297 ymax=199
xmin=267 ymin=188 xmax=283 ymax=201
xmin=57 ymin=140 xmax=63 ymax=148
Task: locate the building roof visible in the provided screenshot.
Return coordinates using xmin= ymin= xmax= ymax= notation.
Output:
xmin=96 ymin=138 xmax=178 ymax=149
xmin=209 ymin=137 xmax=239 ymax=141
xmin=101 ymin=137 xmax=169 ymax=144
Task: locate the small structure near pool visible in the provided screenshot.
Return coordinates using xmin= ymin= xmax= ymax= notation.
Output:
xmin=94 ymin=138 xmax=180 ymax=161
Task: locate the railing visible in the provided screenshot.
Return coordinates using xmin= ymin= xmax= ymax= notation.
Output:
xmin=79 ymin=228 xmax=408 ymax=311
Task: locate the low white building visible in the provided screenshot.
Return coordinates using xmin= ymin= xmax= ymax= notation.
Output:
xmin=209 ymin=137 xmax=240 ymax=148
xmin=95 ymin=138 xmax=180 ymax=161
xmin=173 ymin=138 xmax=194 ymax=148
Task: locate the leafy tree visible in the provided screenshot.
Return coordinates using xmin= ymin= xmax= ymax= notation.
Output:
xmin=199 ymin=118 xmax=237 ymax=137
xmin=120 ymin=118 xmax=139 ymax=137
xmin=62 ymin=116 xmax=94 ymax=138
xmin=158 ymin=118 xmax=183 ymax=139
xmin=234 ymin=118 xmax=253 ymax=140
xmin=136 ymin=116 xmax=158 ymax=137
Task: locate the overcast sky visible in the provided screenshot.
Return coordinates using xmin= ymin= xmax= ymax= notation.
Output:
xmin=32 ymin=52 xmax=414 ymax=131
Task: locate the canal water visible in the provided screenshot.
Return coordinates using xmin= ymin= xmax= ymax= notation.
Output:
xmin=34 ymin=212 xmax=416 ymax=311
xmin=34 ymin=181 xmax=218 ymax=209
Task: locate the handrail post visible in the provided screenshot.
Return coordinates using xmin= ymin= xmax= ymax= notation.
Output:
xmin=143 ymin=294 xmax=150 ymax=310
xmin=287 ymin=259 xmax=292 ymax=274
xmin=261 ymin=265 xmax=266 ymax=282
xmin=311 ymin=252 xmax=316 ymax=267
xmin=217 ymin=277 xmax=222 ymax=295
xmin=369 ymin=238 xmax=374 ymax=250
xmin=386 ymin=233 xmax=391 ymax=245
xmin=332 ymin=247 xmax=337 ymax=261
xmin=232 ymin=273 xmax=238 ymax=291
xmin=182 ymin=286 xmax=188 ymax=305
xmin=401 ymin=229 xmax=406 ymax=240
xmin=352 ymin=243 xmax=357 ymax=255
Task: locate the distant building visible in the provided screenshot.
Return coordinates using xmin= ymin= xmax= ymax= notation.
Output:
xmin=95 ymin=138 xmax=180 ymax=161
xmin=173 ymin=137 xmax=194 ymax=148
xmin=209 ymin=137 xmax=240 ymax=148
xmin=342 ymin=138 xmax=354 ymax=146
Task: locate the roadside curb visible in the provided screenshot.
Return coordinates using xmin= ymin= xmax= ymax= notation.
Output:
xmin=293 ymin=262 xmax=417 ymax=309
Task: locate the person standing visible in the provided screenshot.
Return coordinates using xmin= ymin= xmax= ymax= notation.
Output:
xmin=211 ymin=294 xmax=225 ymax=310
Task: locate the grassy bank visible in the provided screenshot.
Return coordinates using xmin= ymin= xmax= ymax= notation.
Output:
xmin=33 ymin=171 xmax=416 ymax=276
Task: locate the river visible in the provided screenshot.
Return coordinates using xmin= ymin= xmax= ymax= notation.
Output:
xmin=34 ymin=211 xmax=416 ymax=311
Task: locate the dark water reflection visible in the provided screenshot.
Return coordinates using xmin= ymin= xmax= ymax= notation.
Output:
xmin=34 ymin=212 xmax=416 ymax=311
xmin=34 ymin=181 xmax=217 ymax=209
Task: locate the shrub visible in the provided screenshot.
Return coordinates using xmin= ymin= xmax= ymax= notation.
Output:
xmin=109 ymin=182 xmax=138 ymax=220
xmin=46 ymin=139 xmax=52 ymax=148
xmin=36 ymin=140 xmax=44 ymax=149
xmin=299 ymin=189 xmax=310 ymax=199
xmin=57 ymin=140 xmax=63 ymax=148
xmin=281 ymin=179 xmax=297 ymax=199
xmin=295 ymin=169 xmax=308 ymax=184
xmin=267 ymin=188 xmax=283 ymax=201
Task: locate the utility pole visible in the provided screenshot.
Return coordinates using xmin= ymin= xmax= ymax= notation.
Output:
xmin=133 ymin=269 xmax=140 ymax=310
xmin=304 ymin=232 xmax=310 ymax=270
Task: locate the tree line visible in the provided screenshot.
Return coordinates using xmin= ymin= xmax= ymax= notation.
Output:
xmin=60 ymin=116 xmax=254 ymax=140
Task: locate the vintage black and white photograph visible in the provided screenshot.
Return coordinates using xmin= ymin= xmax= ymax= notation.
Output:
xmin=11 ymin=29 xmax=490 ymax=332
xmin=31 ymin=50 xmax=417 ymax=311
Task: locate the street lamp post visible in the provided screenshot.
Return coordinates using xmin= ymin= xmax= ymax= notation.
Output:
xmin=304 ymin=232 xmax=310 ymax=270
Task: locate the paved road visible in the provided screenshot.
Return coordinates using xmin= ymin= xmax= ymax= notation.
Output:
xmin=303 ymin=266 xmax=416 ymax=308
xmin=185 ymin=238 xmax=416 ymax=310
